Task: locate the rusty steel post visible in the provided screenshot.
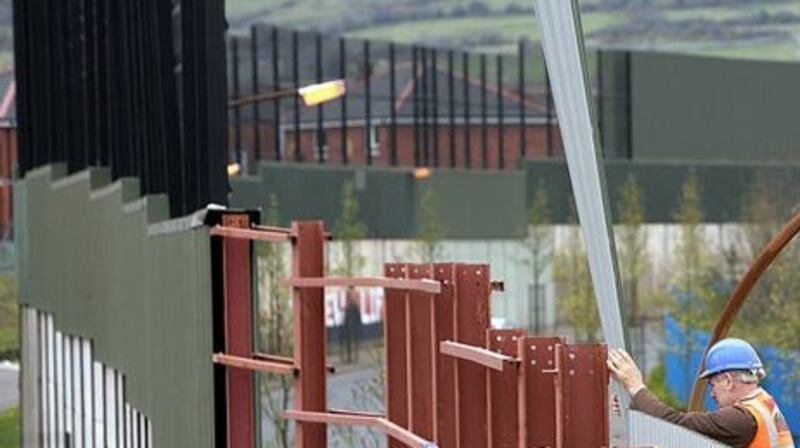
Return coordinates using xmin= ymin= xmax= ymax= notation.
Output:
xmin=561 ymin=344 xmax=610 ymax=447
xmin=384 ymin=263 xmax=410 ymax=448
xmin=433 ymin=263 xmax=458 ymax=448
xmin=454 ymin=264 xmax=491 ymax=447
xmin=487 ymin=329 xmax=524 ymax=448
xmin=406 ymin=264 xmax=437 ymax=441
xmin=220 ymin=214 xmax=255 ymax=448
xmin=292 ymin=221 xmax=327 ymax=447
xmin=517 ymin=336 xmax=563 ymax=447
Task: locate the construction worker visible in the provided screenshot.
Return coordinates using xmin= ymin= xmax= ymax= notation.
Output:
xmin=607 ymin=338 xmax=794 ymax=448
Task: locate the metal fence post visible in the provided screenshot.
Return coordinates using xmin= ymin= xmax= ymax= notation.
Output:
xmin=316 ymin=32 xmax=325 ymax=163
xmin=389 ymin=43 xmax=398 ymax=166
xmin=448 ymin=50 xmax=456 ymax=168
xmin=518 ymin=39 xmax=527 ymax=162
xmin=480 ymin=54 xmax=488 ymax=170
xmin=365 ymin=40 xmax=372 ymax=165
xmin=272 ymin=27 xmax=282 ymax=161
xmin=413 ymin=46 xmax=420 ymax=166
xmin=340 ymin=37 xmax=348 ymax=164
xmin=432 ymin=49 xmax=439 ymax=168
xmin=497 ymin=54 xmax=504 ymax=170
xmin=292 ymin=30 xmax=301 ymax=162
xmin=463 ymin=52 xmax=471 ymax=169
xmin=232 ymin=37 xmax=243 ymax=165
xmin=251 ymin=25 xmax=261 ymax=164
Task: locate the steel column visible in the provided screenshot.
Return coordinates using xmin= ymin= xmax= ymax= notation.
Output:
xmin=384 ymin=263 xmax=410 ymax=448
xmin=433 ymin=264 xmax=457 ymax=448
xmin=518 ymin=336 xmax=563 ymax=447
xmin=406 ymin=264 xmax=437 ymax=441
xmin=292 ymin=221 xmax=327 ymax=447
xmin=562 ymin=344 xmax=610 ymax=447
xmin=454 ymin=264 xmax=490 ymax=447
xmin=221 ymin=214 xmax=255 ymax=448
xmin=487 ymin=329 xmax=524 ymax=448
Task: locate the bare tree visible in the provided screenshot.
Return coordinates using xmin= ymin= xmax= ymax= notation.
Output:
xmin=523 ymin=181 xmax=553 ymax=333
xmin=256 ymin=195 xmax=293 ymax=448
xmin=555 ymin=199 xmax=599 ymax=342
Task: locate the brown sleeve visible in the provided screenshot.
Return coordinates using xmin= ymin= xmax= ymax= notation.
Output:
xmin=631 ymin=388 xmax=757 ymax=448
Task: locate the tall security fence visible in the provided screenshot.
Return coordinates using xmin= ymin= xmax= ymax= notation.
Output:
xmin=226 ymin=26 xmax=591 ymax=171
xmin=12 ymin=0 xmax=229 ymax=218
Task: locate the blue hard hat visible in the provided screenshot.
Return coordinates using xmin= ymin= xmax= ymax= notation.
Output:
xmin=700 ymin=338 xmax=763 ymax=379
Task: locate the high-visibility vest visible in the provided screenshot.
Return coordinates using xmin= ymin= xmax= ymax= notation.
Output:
xmin=738 ymin=389 xmax=794 ymax=448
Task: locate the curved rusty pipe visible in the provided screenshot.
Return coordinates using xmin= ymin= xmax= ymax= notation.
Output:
xmin=688 ymin=209 xmax=800 ymax=411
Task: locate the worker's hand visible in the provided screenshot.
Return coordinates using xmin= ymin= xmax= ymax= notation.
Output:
xmin=607 ymin=349 xmax=645 ymax=397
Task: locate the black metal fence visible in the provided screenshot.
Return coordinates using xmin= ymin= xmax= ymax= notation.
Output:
xmin=226 ymin=26 xmax=556 ymax=171
xmin=13 ymin=0 xmax=228 ymax=218
xmin=225 ymin=25 xmax=631 ymax=171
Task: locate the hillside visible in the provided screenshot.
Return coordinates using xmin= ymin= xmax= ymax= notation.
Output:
xmin=226 ymin=0 xmax=800 ymax=61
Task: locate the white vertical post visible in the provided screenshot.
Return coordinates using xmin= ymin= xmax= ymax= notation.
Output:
xmin=46 ymin=315 xmax=55 ymax=448
xmin=93 ymin=361 xmax=104 ymax=448
xmin=73 ymin=337 xmax=83 ymax=448
xmin=82 ymin=341 xmax=93 ymax=448
xmin=64 ymin=335 xmax=72 ymax=447
xmin=106 ymin=367 xmax=117 ymax=447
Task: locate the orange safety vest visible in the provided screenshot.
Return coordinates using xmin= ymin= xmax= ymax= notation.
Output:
xmin=738 ymin=389 xmax=795 ymax=448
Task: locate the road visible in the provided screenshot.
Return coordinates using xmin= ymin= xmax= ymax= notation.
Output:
xmin=0 ymin=363 xmax=18 ymax=412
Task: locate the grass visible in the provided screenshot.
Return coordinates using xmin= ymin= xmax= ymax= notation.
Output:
xmin=702 ymin=41 xmax=800 ymax=62
xmin=225 ymin=0 xmax=800 ymax=62
xmin=346 ymin=12 xmax=627 ymax=47
xmin=662 ymin=6 xmax=753 ymax=22
xmin=0 ymin=407 xmax=19 ymax=448
xmin=0 ymin=275 xmax=18 ymax=361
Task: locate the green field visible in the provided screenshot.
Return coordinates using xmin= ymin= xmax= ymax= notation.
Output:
xmin=0 ymin=275 xmax=17 ymax=361
xmin=0 ymin=408 xmax=19 ymax=448
xmin=225 ymin=0 xmax=800 ymax=62
xmin=346 ymin=12 xmax=626 ymax=49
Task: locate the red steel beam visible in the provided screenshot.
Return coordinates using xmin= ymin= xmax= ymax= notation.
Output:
xmin=439 ymin=341 xmax=517 ymax=372
xmin=562 ymin=344 xmax=609 ymax=448
xmin=283 ymin=276 xmax=441 ymax=294
xmin=433 ymin=263 xmax=457 ymax=448
xmin=284 ymin=409 xmax=378 ymax=427
xmin=384 ymin=263 xmax=410 ymax=448
xmin=376 ymin=418 xmax=438 ymax=448
xmin=212 ymin=353 xmax=295 ymax=376
xmin=252 ymin=352 xmax=336 ymax=374
xmin=406 ymin=264 xmax=438 ymax=441
xmin=454 ymin=264 xmax=491 ymax=447
xmin=292 ymin=221 xmax=327 ymax=447
xmin=487 ymin=329 xmax=525 ymax=448
xmin=283 ymin=410 xmax=437 ymax=448
xmin=221 ymin=214 xmax=255 ymax=448
xmin=210 ymin=224 xmax=291 ymax=243
xmin=518 ymin=336 xmax=563 ymax=448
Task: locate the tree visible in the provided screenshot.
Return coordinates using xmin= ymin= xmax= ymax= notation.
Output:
xmin=615 ymin=175 xmax=649 ymax=364
xmin=523 ymin=181 xmax=553 ymax=333
xmin=333 ymin=180 xmax=368 ymax=277
xmin=670 ymin=174 xmax=723 ymax=403
xmin=256 ymin=194 xmax=293 ymax=448
xmin=333 ymin=180 xmax=368 ymax=364
xmin=415 ymin=188 xmax=446 ymax=263
xmin=554 ymin=199 xmax=599 ymax=342
xmin=733 ymin=172 xmax=800 ymax=354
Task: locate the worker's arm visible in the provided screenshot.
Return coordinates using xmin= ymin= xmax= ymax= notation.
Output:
xmin=631 ymin=388 xmax=756 ymax=447
xmin=608 ymin=349 xmax=756 ymax=447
